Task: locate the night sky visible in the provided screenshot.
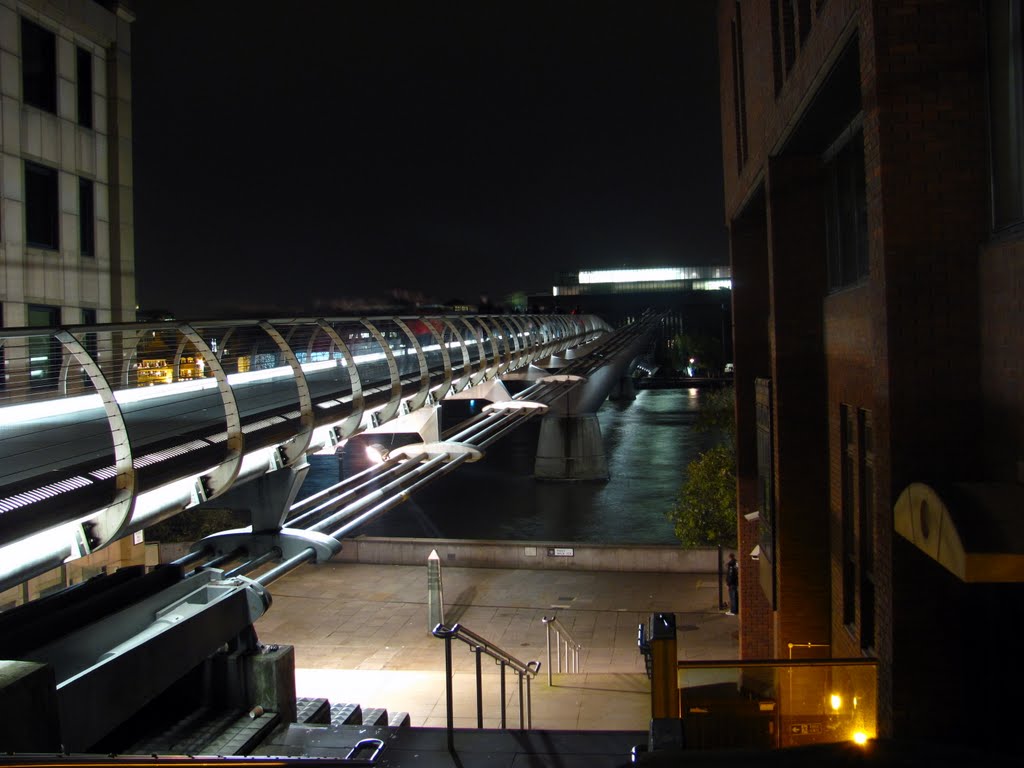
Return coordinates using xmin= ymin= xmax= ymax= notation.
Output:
xmin=130 ymin=1 xmax=726 ymax=319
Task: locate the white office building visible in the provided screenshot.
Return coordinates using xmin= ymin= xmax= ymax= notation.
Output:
xmin=0 ymin=0 xmax=135 ymax=333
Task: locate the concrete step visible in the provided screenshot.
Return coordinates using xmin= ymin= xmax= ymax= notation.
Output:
xmin=389 ymin=711 xmax=411 ymax=728
xmin=329 ymin=702 xmax=361 ymax=726
xmin=295 ymin=697 xmax=330 ymax=725
xmin=360 ymin=707 xmax=390 ymax=726
xmin=202 ymin=711 xmax=280 ymax=756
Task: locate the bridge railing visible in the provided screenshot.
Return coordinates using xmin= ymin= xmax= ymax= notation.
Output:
xmin=0 ymin=314 xmax=609 ymax=591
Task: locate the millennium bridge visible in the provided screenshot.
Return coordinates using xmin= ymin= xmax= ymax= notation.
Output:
xmin=0 ymin=312 xmax=658 ymax=752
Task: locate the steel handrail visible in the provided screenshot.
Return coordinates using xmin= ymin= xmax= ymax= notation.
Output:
xmin=437 ymin=622 xmax=539 ymax=677
xmin=542 ymin=615 xmax=582 ymax=684
xmin=432 ymin=621 xmax=540 ymax=740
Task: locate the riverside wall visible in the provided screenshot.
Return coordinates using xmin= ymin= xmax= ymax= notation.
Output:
xmin=159 ymin=537 xmax=720 ymax=574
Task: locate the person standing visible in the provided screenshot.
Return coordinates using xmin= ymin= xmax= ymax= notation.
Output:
xmin=726 ymin=553 xmax=739 ymax=615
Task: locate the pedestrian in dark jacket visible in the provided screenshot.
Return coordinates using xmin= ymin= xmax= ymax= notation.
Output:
xmin=726 ymin=553 xmax=739 ymax=615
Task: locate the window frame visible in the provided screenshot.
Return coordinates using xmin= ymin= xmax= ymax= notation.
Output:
xmin=25 ymin=161 xmax=60 ymax=251
xmin=21 ymin=18 xmax=57 ymax=114
xmin=987 ymin=0 xmax=1024 ymax=231
xmin=823 ymin=117 xmax=868 ymax=292
xmin=77 ymin=46 xmax=94 ymax=129
xmin=79 ymin=177 xmax=95 ymax=257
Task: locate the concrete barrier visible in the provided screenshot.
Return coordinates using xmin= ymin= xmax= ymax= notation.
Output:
xmin=333 ymin=536 xmax=719 ymax=574
xmin=157 ymin=537 xmax=721 ymax=574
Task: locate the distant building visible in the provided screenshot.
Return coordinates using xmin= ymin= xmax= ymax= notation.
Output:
xmin=719 ymin=0 xmax=1023 ymax=751
xmin=0 ymin=0 xmax=136 ymax=332
xmin=533 ymin=266 xmax=732 ymax=371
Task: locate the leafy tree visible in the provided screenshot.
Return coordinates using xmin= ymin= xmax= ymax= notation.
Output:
xmin=145 ymin=507 xmax=248 ymax=544
xmin=670 ymin=331 xmax=725 ymax=375
xmin=667 ymin=387 xmax=737 ymax=547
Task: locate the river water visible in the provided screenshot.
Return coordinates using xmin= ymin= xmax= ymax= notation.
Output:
xmin=298 ymin=388 xmax=716 ymax=544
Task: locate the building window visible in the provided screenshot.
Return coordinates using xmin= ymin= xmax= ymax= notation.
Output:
xmin=731 ymin=2 xmax=749 ymax=170
xmin=858 ymin=409 xmax=875 ymax=652
xmin=797 ymin=0 xmax=812 ymax=46
xmin=988 ymin=0 xmax=1024 ymax=229
xmin=770 ymin=1 xmax=819 ymax=97
xmin=25 ymin=162 xmax=59 ymax=250
xmin=28 ymin=304 xmax=61 ymax=391
xmin=77 ymin=47 xmax=93 ymax=128
xmin=80 ymin=178 xmax=94 ymax=257
xmin=780 ymin=1 xmax=796 ymax=76
xmin=824 ymin=126 xmax=868 ymax=290
xmin=21 ymin=18 xmax=56 ymax=113
xmin=770 ymin=1 xmax=783 ymax=95
xmin=841 ymin=404 xmax=856 ymax=629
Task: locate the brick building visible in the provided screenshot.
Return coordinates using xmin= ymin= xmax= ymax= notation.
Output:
xmin=718 ymin=0 xmax=1024 ymax=750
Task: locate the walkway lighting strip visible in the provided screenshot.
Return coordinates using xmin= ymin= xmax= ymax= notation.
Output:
xmin=0 ymin=314 xmax=611 ymax=590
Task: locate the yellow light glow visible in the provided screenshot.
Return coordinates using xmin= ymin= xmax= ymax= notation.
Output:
xmin=852 ymin=731 xmax=868 ymax=746
xmin=830 ymin=694 xmax=842 ymax=711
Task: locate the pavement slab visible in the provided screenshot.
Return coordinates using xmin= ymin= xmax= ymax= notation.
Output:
xmin=254 ymin=560 xmax=738 ymax=731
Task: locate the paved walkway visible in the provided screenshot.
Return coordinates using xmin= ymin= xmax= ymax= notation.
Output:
xmin=254 ymin=561 xmax=739 ymax=731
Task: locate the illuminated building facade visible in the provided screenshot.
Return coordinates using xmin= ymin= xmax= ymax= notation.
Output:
xmin=719 ymin=0 xmax=1024 ymax=751
xmin=136 ymin=354 xmax=205 ymax=386
xmin=536 ymin=266 xmax=733 ymax=371
xmin=0 ymin=0 xmax=136 ymax=333
xmin=0 ymin=0 xmax=142 ymax=607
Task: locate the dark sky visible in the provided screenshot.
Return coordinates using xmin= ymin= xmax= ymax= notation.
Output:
xmin=130 ymin=1 xmax=725 ymax=318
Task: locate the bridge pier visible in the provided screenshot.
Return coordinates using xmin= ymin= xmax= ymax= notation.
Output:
xmin=608 ymin=374 xmax=637 ymax=401
xmin=534 ymin=408 xmax=608 ymax=481
xmin=209 ymin=460 xmax=310 ymax=532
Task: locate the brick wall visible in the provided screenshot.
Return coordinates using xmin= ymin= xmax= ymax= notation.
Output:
xmin=867 ymin=0 xmax=988 ymax=490
xmin=728 ymin=187 xmax=772 ymax=658
xmin=718 ymin=0 xmax=999 ymax=741
xmin=979 ymin=239 xmax=1024 ymax=480
xmin=765 ymin=154 xmax=831 ymax=655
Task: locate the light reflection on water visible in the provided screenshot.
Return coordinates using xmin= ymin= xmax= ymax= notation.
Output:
xmin=299 ymin=388 xmax=717 ymax=544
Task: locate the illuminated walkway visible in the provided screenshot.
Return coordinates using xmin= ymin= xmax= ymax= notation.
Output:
xmin=254 ymin=560 xmax=739 ymax=730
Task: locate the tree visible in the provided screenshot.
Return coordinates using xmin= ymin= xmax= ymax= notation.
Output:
xmin=667 ymin=387 xmax=737 ymax=547
xmin=670 ymin=331 xmax=725 ymax=375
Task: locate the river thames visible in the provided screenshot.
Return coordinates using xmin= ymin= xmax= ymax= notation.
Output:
xmin=298 ymin=388 xmax=717 ymax=545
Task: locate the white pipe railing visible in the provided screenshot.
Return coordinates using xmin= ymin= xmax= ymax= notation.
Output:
xmin=542 ymin=614 xmax=583 ymax=685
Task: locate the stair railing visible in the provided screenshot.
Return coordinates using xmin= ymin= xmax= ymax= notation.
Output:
xmin=432 ymin=622 xmax=541 ymax=746
xmin=541 ymin=615 xmax=582 ymax=685
xmin=638 ymin=621 xmax=653 ymax=679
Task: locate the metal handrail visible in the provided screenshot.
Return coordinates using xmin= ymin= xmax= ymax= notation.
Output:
xmin=637 ymin=622 xmax=653 ymax=679
xmin=542 ymin=615 xmax=582 ymax=684
xmin=432 ymin=622 xmax=541 ymax=746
